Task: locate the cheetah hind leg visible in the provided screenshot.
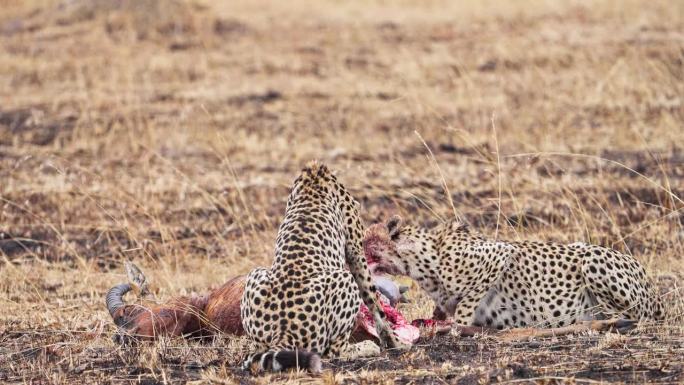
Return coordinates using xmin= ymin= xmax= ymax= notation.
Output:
xmin=496 ymin=318 xmax=636 ymax=342
xmin=580 ymin=247 xmax=665 ymax=320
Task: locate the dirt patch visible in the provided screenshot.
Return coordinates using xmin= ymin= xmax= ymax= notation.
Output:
xmin=0 ymin=107 xmax=77 ymax=146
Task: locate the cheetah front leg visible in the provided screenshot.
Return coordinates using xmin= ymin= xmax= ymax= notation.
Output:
xmin=329 ymin=338 xmax=381 ymax=360
xmin=426 ymin=291 xmax=496 ymax=336
xmin=496 ymin=319 xmax=637 ymax=342
xmin=344 ymin=203 xmax=411 ymax=351
xmin=415 ymin=288 xmax=496 ymax=337
xmin=438 ymin=319 xmax=635 ymax=341
xmin=434 ymin=320 xmax=636 ymax=341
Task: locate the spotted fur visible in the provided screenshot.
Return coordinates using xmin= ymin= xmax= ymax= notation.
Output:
xmin=240 ymin=162 xmax=407 ymax=374
xmin=365 ymin=216 xmax=665 ymax=330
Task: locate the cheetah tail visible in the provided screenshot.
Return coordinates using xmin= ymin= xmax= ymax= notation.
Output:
xmin=106 ymin=283 xmax=132 ymax=327
xmin=244 ymin=349 xmax=322 ymax=374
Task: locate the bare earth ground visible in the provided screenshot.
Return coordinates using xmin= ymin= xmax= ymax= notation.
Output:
xmin=1 ymin=0 xmax=683 ymax=383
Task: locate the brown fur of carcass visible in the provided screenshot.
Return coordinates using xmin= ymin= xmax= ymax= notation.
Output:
xmin=110 ymin=275 xmax=246 ymax=339
xmin=109 ymin=275 xmax=373 ymax=341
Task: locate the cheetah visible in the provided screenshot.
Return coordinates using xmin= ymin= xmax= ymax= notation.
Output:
xmin=364 ymin=215 xmax=665 ymax=339
xmin=240 ymin=163 xmax=408 ymax=373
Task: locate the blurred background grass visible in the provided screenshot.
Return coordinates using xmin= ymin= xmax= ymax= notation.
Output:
xmin=0 ymin=0 xmax=682 ymax=383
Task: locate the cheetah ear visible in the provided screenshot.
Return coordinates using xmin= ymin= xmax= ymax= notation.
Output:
xmin=386 ymin=215 xmax=403 ymax=239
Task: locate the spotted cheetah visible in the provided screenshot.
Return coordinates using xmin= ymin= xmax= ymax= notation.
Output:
xmin=240 ymin=163 xmax=408 ymax=373
xmin=364 ymin=215 xmax=665 ymax=335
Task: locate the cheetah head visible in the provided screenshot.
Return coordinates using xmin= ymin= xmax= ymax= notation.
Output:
xmin=364 ymin=215 xmax=427 ymax=277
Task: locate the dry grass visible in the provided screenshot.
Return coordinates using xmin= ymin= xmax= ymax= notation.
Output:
xmin=1 ymin=0 xmax=683 ymax=383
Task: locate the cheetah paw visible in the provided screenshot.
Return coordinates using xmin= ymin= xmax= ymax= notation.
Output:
xmin=355 ymin=340 xmax=381 ymax=358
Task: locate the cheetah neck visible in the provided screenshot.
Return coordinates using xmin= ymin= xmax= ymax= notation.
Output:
xmin=399 ymin=227 xmax=442 ymax=297
xmin=429 ymin=223 xmax=485 ymax=294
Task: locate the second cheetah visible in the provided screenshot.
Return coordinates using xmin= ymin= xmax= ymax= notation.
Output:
xmin=364 ymin=216 xmax=665 ymax=338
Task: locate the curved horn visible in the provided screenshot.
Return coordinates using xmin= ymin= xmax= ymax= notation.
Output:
xmin=106 ymin=283 xmax=131 ymax=325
